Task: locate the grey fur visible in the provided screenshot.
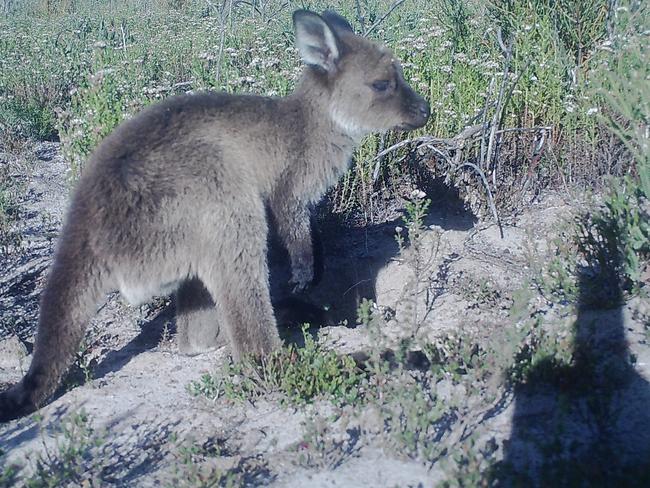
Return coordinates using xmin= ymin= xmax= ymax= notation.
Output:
xmin=0 ymin=9 xmax=429 ymax=421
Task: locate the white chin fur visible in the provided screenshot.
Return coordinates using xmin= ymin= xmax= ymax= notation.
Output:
xmin=329 ymin=107 xmax=369 ymax=141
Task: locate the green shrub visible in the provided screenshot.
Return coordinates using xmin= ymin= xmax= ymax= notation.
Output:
xmin=576 ymin=1 xmax=649 ymax=296
xmin=189 ymin=325 xmax=366 ymax=406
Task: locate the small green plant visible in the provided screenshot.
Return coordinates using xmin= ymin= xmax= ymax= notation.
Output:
xmin=170 ymin=437 xmax=240 ymax=488
xmin=187 ymin=372 xmax=222 ymax=401
xmin=524 ymin=224 xmax=580 ymax=305
xmin=22 ymin=411 xmax=104 ymax=488
xmin=441 ymin=436 xmax=499 ymax=488
xmin=293 ymin=411 xmax=359 ymax=470
xmin=394 ymin=190 xmax=441 ymax=336
xmin=377 ymin=372 xmax=447 ymax=462
xmin=424 ymin=336 xmax=487 ymax=385
xmin=62 ymin=334 xmax=99 ymax=391
xmin=189 ymin=325 xmax=366 ymax=406
xmin=506 ymin=317 xmax=575 ymax=387
xmin=0 ymin=156 xmax=26 ymax=255
xmin=0 ymin=461 xmax=20 ymax=488
xmin=395 ymin=191 xmax=431 ymax=254
xmin=0 ymin=188 xmax=21 ymax=255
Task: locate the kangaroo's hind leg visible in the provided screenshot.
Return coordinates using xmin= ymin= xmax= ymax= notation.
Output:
xmin=197 ymin=206 xmax=282 ymax=361
xmin=175 ymin=277 xmax=226 ymax=355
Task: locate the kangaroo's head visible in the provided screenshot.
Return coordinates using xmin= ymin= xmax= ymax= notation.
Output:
xmin=293 ymin=10 xmax=430 ymax=139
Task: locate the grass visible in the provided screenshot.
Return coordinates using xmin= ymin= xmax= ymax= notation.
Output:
xmin=0 ymin=411 xmax=254 ymax=487
xmin=169 ymin=436 xmax=250 ymax=488
xmin=0 ymin=0 xmax=624 ymax=204
xmin=8 ymin=411 xmax=105 ymax=488
xmin=0 ymin=185 xmax=20 ymax=255
xmin=0 ymin=147 xmax=26 ymax=255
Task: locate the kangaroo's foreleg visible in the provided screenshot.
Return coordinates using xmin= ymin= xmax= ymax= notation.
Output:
xmin=269 ymin=195 xmax=315 ymax=293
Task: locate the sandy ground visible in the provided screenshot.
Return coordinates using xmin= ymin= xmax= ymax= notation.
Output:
xmin=0 ymin=142 xmax=648 ymax=486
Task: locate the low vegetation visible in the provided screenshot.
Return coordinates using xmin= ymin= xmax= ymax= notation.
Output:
xmin=0 ymin=0 xmax=632 ymax=202
xmin=189 ymin=325 xmax=366 ymax=406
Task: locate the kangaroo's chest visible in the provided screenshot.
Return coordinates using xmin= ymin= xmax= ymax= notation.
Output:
xmin=299 ymin=143 xmax=354 ymax=203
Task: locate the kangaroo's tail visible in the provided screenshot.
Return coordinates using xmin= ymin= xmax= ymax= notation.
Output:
xmin=0 ymin=234 xmax=108 ymax=422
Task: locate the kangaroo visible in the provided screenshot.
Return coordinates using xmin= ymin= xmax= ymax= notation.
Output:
xmin=0 ymin=9 xmax=429 ymax=422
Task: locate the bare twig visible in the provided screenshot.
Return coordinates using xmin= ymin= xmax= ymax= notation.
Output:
xmin=364 ymin=0 xmax=408 ymax=37
xmin=456 ymin=161 xmax=503 ymax=238
xmin=214 ymin=0 xmax=232 ymax=85
xmin=497 ymin=58 xmax=533 ymax=130
xmin=371 ymin=133 xmax=388 ymax=182
xmin=120 ymin=20 xmax=128 ymax=55
xmin=233 ymin=0 xmax=263 ymax=17
xmin=479 ymin=77 xmax=496 ymax=170
xmin=497 ymin=27 xmax=509 ymax=56
xmin=368 ymin=123 xmax=551 ymax=236
xmin=373 ymin=135 xmax=448 ymax=161
xmin=173 ymin=81 xmax=193 ymax=90
xmin=372 ymin=125 xmax=552 ymax=166
xmin=497 ymin=126 xmax=552 ymax=135
xmin=486 ymin=28 xmax=513 ymax=186
xmin=355 ymin=0 xmax=366 ymax=34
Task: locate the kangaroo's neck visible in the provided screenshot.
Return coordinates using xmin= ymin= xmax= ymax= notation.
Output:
xmin=273 ymin=71 xmax=362 ymax=203
xmin=291 ymin=71 xmax=365 ymax=147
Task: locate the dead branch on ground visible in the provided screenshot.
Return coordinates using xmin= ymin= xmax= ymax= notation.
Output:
xmin=372 ymin=124 xmax=552 ymax=237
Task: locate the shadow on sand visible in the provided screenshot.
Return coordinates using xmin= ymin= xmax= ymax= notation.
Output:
xmin=492 ymin=254 xmax=650 ymax=485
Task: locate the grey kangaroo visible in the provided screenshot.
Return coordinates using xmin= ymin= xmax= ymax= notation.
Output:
xmin=0 ymin=10 xmax=429 ymax=421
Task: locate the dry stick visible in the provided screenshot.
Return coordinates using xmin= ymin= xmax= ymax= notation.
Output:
xmin=370 ymin=124 xmax=550 ymax=237
xmin=372 ymin=132 xmax=388 ymax=183
xmin=487 ymin=28 xmax=513 ymax=187
xmin=364 ymin=0 xmax=409 ymax=37
xmin=497 ymin=58 xmax=533 ymax=133
xmin=233 ymin=0 xmax=263 ymax=17
xmin=120 ymin=20 xmax=127 ymax=55
xmin=488 ymin=56 xmax=532 ymax=188
xmin=479 ymin=77 xmax=496 ymax=170
xmin=355 ymin=0 xmax=366 ymax=34
xmin=214 ymin=0 xmax=231 ymax=85
xmin=456 ymin=161 xmax=503 ymax=238
xmin=373 ymin=125 xmax=552 ymax=166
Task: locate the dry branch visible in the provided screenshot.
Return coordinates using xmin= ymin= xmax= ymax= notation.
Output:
xmin=371 ymin=124 xmax=552 ymax=237
xmin=363 ymin=0 xmax=408 ymax=37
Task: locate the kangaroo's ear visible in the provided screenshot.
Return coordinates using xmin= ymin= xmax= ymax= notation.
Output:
xmin=322 ymin=10 xmax=354 ymax=35
xmin=293 ymin=10 xmax=341 ymax=73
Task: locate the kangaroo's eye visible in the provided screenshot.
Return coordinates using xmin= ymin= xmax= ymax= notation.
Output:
xmin=372 ymin=80 xmax=390 ymax=92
